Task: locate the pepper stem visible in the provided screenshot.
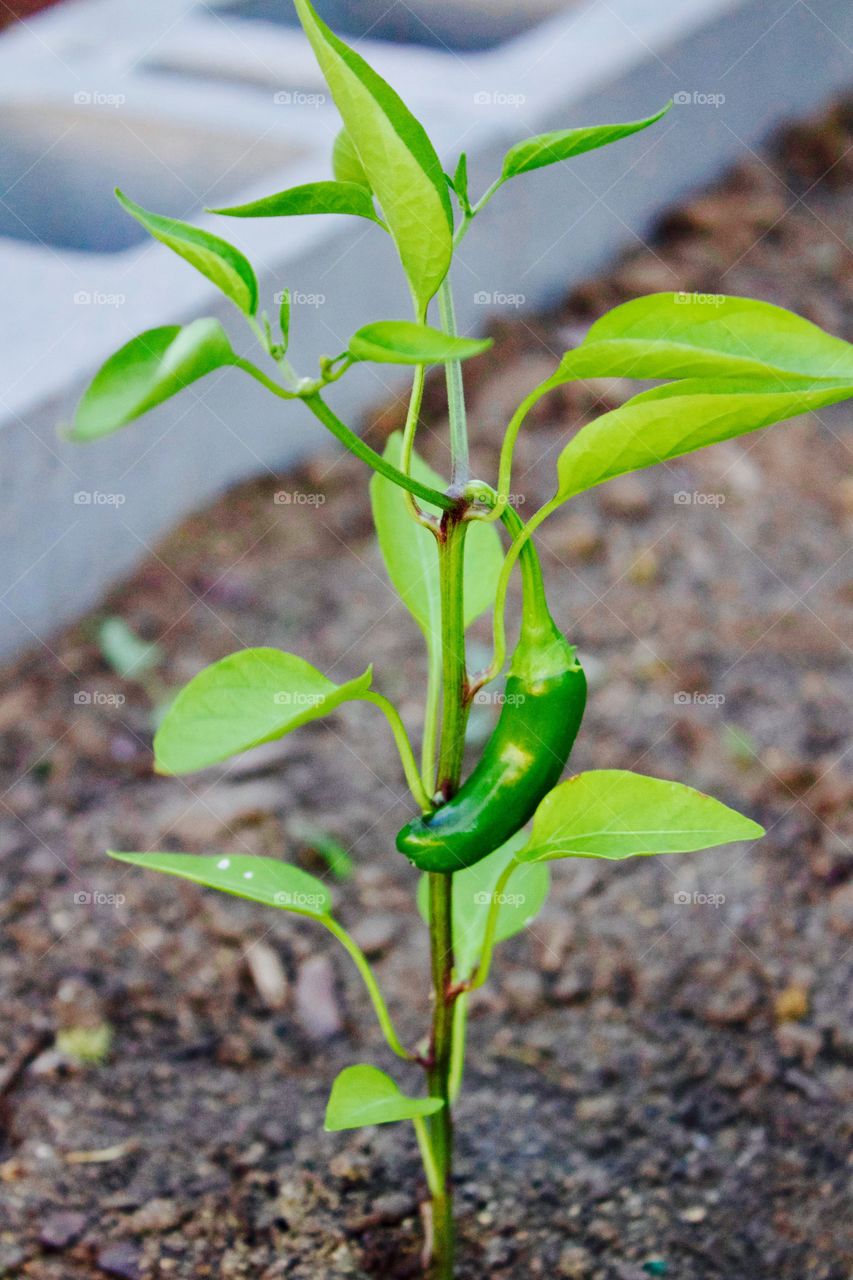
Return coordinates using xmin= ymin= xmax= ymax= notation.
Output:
xmin=422 ymin=512 xmax=469 ymax=1279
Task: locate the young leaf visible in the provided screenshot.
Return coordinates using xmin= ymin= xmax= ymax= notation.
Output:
xmin=293 ymin=0 xmax=453 ymax=313
xmin=210 ymin=181 xmax=383 ymax=225
xmin=68 ymin=320 xmax=237 ymax=442
xmin=349 ymin=321 xmax=491 ymax=366
xmin=108 ymin=851 xmax=331 ymax=917
xmin=502 ymin=103 xmax=671 ymax=180
xmin=279 ymin=288 xmax=291 ymax=353
xmin=332 ymin=127 xmax=370 ymax=188
xmin=370 ymin=433 xmax=503 ymax=640
xmin=560 ymin=292 xmax=853 ymax=382
xmin=451 ymin=153 xmax=470 ymax=211
xmin=98 ymin=617 xmax=162 ymax=679
xmin=115 ymin=189 xmax=258 ymax=315
xmin=517 ymin=770 xmax=764 ymax=863
xmin=324 ymin=1064 xmax=442 ymax=1131
xmin=153 ymin=647 xmax=372 ymax=774
xmin=289 ymin=819 xmax=354 ymax=881
xmin=552 ymin=376 xmax=853 ymax=504
xmin=416 ymin=832 xmax=549 ymax=976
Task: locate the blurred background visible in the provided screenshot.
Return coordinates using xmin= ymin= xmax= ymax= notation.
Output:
xmin=0 ymin=2 xmax=851 ymax=1278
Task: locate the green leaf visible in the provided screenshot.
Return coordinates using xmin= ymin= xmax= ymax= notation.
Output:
xmin=279 ymin=288 xmax=291 ymax=354
xmin=349 ymin=321 xmax=491 ymax=366
xmin=210 ymin=180 xmax=383 ymax=225
xmin=502 ymin=103 xmax=671 ymax=179
xmin=553 ymin=376 xmax=853 ymax=503
xmin=68 ymin=320 xmax=237 ymax=442
xmin=370 ymin=433 xmax=503 ymax=639
xmin=332 ymin=127 xmax=370 ymax=188
xmin=115 ymin=189 xmax=258 ymax=315
xmin=518 ymin=770 xmax=764 ymax=863
xmin=451 ymin=153 xmax=470 ymax=211
xmin=289 ymin=819 xmax=354 ymax=881
xmin=98 ymin=617 xmax=162 ymax=679
xmin=416 ymin=832 xmax=549 ymax=976
xmin=153 ymin=647 xmax=372 ymax=774
xmin=108 ymin=851 xmax=332 ymax=917
xmin=324 ymin=1064 xmax=442 ymax=1131
xmin=561 ymin=292 xmax=853 ymax=382
xmin=293 ymin=0 xmax=453 ymax=312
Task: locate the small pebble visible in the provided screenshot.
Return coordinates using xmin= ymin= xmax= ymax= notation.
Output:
xmin=350 ymin=913 xmax=399 ymax=958
xmin=559 ymin=1245 xmax=594 ymax=1278
xmin=39 ymin=1210 xmax=88 ymax=1250
xmin=295 ymin=955 xmax=343 ymax=1040
xmin=96 ymin=1242 xmax=142 ymax=1280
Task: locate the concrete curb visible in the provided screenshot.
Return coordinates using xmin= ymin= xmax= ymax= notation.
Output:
xmin=1 ymin=0 xmax=851 ymax=659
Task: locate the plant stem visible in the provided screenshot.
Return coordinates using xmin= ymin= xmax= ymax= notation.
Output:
xmin=470 ymin=858 xmax=519 ymax=989
xmin=423 ymin=513 xmax=470 ymax=1279
xmin=421 ymin=637 xmax=442 ymax=793
xmin=320 ymin=916 xmax=414 ymax=1061
xmin=438 ymin=279 xmax=469 ymax=489
xmin=358 ymin=691 xmax=432 ymax=812
xmin=426 ymin=869 xmax=455 ymax=1278
xmin=401 ymin=364 xmax=440 ymax=532
xmin=304 ymin=393 xmax=455 ymax=512
xmin=482 ymin=499 xmax=558 ymax=684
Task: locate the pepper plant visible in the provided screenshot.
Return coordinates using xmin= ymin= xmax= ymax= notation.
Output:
xmin=68 ymin=3 xmax=853 ymax=1275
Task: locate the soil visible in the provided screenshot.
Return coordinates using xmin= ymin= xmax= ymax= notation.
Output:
xmin=1 ymin=102 xmax=852 ymax=1280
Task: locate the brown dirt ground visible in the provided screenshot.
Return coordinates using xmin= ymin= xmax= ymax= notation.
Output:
xmin=1 ymin=103 xmax=851 ymax=1279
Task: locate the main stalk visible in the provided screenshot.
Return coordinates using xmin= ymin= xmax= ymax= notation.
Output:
xmin=425 ymin=510 xmax=469 ymax=1278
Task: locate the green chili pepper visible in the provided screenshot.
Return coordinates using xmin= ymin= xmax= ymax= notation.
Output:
xmin=397 ymin=506 xmax=586 ymax=873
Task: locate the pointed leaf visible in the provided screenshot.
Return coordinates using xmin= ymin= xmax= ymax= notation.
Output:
xmin=502 ymin=103 xmax=671 ymax=179
xmin=154 ymin=647 xmax=372 ymax=774
xmin=210 ymin=180 xmax=383 ymax=225
xmin=370 ymin=433 xmax=503 ymax=639
xmin=554 ymin=377 xmax=853 ymax=503
xmin=109 ymin=851 xmax=331 ymax=917
xmin=116 ymin=189 xmax=258 ymax=315
xmin=416 ymin=832 xmax=549 ymax=976
xmin=518 ymin=770 xmax=764 ymax=863
xmin=69 ymin=320 xmax=237 ymax=441
xmin=294 ymin=0 xmax=453 ymax=312
xmin=349 ymin=321 xmax=491 ymax=366
xmin=324 ymin=1064 xmax=442 ymax=1131
xmin=560 ymin=292 xmax=853 ymax=382
xmin=279 ymin=288 xmax=291 ymax=353
xmin=451 ymin=153 xmax=470 ymax=211
xmin=98 ymin=618 xmax=162 ymax=679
